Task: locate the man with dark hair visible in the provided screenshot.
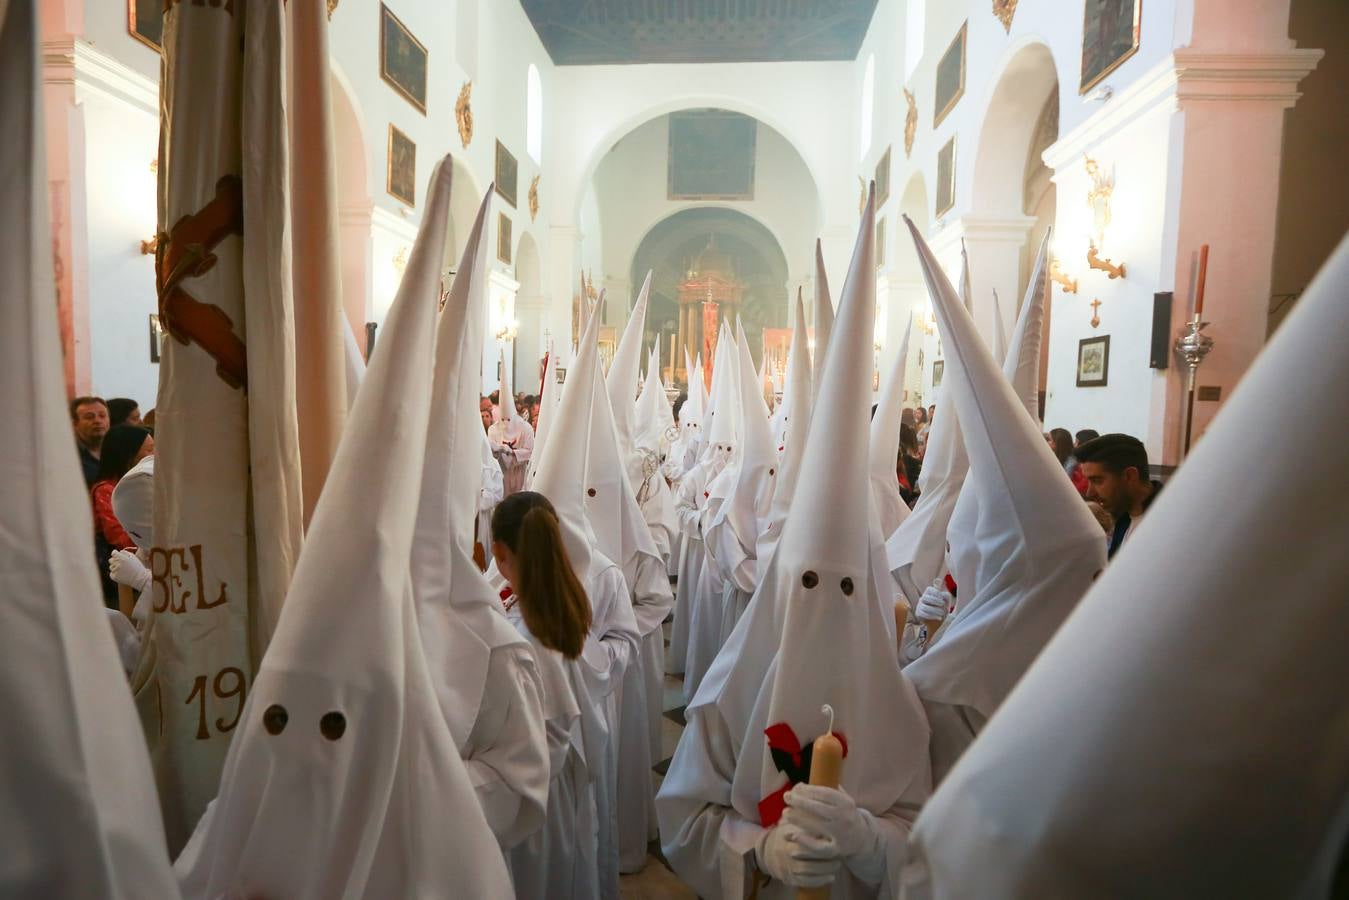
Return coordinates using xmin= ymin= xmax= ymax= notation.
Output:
xmin=1074 ymin=428 xmax=1100 ymax=448
xmin=70 ymin=395 xmax=109 ymax=488
xmin=1075 ymin=433 xmax=1161 ymax=559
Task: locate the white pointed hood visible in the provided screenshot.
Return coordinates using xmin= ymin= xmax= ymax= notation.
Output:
xmin=991 ymin=289 xmax=1008 ymax=364
xmin=907 ymin=233 xmax=1349 ymax=900
xmin=607 ymin=270 xmax=651 ymax=452
xmin=869 ymin=318 xmax=915 ymax=539
xmin=490 ymin=346 xmax=533 ymax=448
xmin=756 ymin=288 xmax=814 ymax=579
xmin=707 ymin=318 xmax=778 ymax=570
xmin=693 ymin=351 xmax=707 ymax=408
xmin=899 ymin=215 xmax=1105 ymax=718
xmin=700 ymin=321 xmax=739 ymax=465
xmin=342 ymin=319 xmax=365 ymax=413
xmin=531 ymin=294 xmax=606 ymax=574
xmin=1005 ymin=228 xmax=1051 ymax=420
xmin=176 ymin=158 xmax=511 ymax=898
xmin=499 ymin=352 xmax=519 ymax=421
xmin=811 ymin=238 xmax=834 ymax=395
xmin=691 ymin=186 xmax=929 ymax=831
xmin=678 ymin=345 xmax=702 ymax=446
xmin=636 ymin=343 xmax=673 ymax=454
xmin=2 ymin=1 xmax=179 ymax=890
xmin=526 ymin=349 xmax=559 ymax=485
xmin=885 ymin=236 xmax=973 ymax=603
xmin=411 ymin=186 xmax=529 ymax=749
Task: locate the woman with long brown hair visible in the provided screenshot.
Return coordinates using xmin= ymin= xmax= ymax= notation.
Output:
xmin=491 ymin=491 xmax=604 ymax=898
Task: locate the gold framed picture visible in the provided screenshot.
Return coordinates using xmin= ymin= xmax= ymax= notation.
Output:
xmin=875 ymin=145 xmax=892 ymax=209
xmin=387 ymin=124 xmax=416 ymax=207
xmin=128 ymin=0 xmax=163 ymax=52
xmin=1076 ymin=335 xmax=1111 ymax=386
xmin=380 ymin=4 xmax=428 ymax=114
xmin=497 ymin=213 xmax=513 ymax=265
xmin=495 ymin=141 xmax=519 ymax=209
xmin=932 ymin=359 xmax=945 ymax=388
xmin=1080 ymin=0 xmax=1142 ymax=93
xmin=933 ymin=22 xmax=967 ymax=127
xmin=935 ymin=136 xmax=957 ymax=218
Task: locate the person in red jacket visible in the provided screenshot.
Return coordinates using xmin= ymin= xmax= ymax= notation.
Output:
xmin=1050 ymin=428 xmax=1089 ymax=497
xmin=90 ymin=425 xmax=153 ymax=605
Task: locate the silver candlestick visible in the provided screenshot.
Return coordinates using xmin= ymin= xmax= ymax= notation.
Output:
xmin=1174 ymin=314 xmax=1215 ymax=459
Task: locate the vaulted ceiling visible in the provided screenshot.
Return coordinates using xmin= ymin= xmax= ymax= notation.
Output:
xmin=520 ymin=0 xmax=879 ymax=66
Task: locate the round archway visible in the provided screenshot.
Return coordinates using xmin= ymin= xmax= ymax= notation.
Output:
xmin=331 ymin=69 xmax=370 ymax=349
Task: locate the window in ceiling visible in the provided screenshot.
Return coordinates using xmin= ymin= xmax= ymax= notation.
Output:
xmin=527 ymin=64 xmax=543 ymax=164
xmin=860 ymin=54 xmax=876 ymax=161
xmin=904 ymin=0 xmax=924 ymax=81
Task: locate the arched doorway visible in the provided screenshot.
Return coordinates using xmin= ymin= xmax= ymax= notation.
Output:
xmin=968 ymin=40 xmax=1060 ymax=405
xmin=629 ymin=207 xmax=790 ymax=387
xmin=331 ymin=69 xmax=370 ymax=351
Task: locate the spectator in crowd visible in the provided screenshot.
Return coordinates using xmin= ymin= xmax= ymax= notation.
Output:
xmin=142 ymin=408 xmax=156 ymax=430
xmin=898 ymin=422 xmax=923 ymax=507
xmin=1049 ymin=428 xmax=1089 ymax=496
xmin=1075 ymin=428 xmax=1099 ymax=448
xmin=1075 ymin=433 xmax=1162 ymax=560
xmin=71 ymin=395 xmax=109 ymax=488
xmin=90 ymin=424 xmax=154 ymax=607
xmin=480 ymin=396 xmax=495 ymax=433
xmin=107 ymin=397 xmax=142 ymax=427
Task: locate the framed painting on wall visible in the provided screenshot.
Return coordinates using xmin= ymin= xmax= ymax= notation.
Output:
xmin=387 ymin=124 xmax=416 ymax=207
xmin=933 ymin=21 xmax=967 ymax=127
xmin=497 ymin=213 xmax=513 ymax=265
xmin=935 ymin=136 xmax=957 ymax=217
xmin=380 ymin=4 xmax=428 ymax=114
xmin=668 ymin=110 xmax=757 ymax=200
xmin=1080 ymin=0 xmax=1142 ymax=93
xmin=1076 ymin=334 xmax=1111 ymax=386
xmin=932 ymin=359 xmax=945 ymax=388
xmin=496 ymin=141 xmax=519 ymax=208
xmin=875 ymin=146 xmax=892 ymax=208
xmin=128 ymin=0 xmax=164 ymax=51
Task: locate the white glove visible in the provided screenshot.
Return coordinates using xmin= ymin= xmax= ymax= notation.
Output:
xmin=109 ymin=549 xmax=151 ymax=594
xmin=915 ymin=584 xmax=952 ymax=624
xmin=754 ymin=818 xmax=840 ymax=888
xmin=784 ymin=785 xmax=879 ymax=860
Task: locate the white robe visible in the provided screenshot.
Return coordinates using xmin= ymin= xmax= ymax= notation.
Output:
xmin=667 ymin=464 xmax=708 ymax=675
xmin=488 ymin=416 xmax=535 ymax=496
xmin=577 ymin=554 xmax=640 ymax=900
xmin=683 ymin=462 xmax=732 ymax=703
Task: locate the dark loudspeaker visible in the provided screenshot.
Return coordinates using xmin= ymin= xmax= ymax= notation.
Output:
xmin=1150 ymin=292 xmax=1172 ymax=369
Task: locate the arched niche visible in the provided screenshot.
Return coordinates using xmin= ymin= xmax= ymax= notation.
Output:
xmin=629 ymin=206 xmax=789 ymax=375
xmin=331 ymin=67 xmax=371 ymax=349
xmin=970 ymin=40 xmax=1060 ymax=218
xmin=443 ymin=155 xmax=483 ymax=270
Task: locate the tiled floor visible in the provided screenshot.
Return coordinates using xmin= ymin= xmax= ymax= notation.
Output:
xmin=617 ymin=617 xmax=697 ymax=899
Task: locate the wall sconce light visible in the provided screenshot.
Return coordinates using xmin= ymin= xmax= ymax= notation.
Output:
xmin=495 ymin=319 xmax=520 ymax=343
xmin=1086 ymin=245 xmax=1126 ymax=279
xmin=140 ymin=234 xmax=160 ymax=255
xmin=1049 ymin=257 xmax=1079 ymax=294
xmin=392 ymin=246 xmax=409 ymax=274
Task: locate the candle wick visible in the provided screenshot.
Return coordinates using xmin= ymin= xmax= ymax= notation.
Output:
xmin=821 ymin=703 xmax=835 ymax=734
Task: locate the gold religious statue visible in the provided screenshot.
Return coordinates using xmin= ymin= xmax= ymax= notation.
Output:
xmin=528 ymin=175 xmax=540 ymax=222
xmin=455 ymin=81 xmax=474 ymax=149
xmin=992 ymin=0 xmax=1018 ymax=32
xmin=327 ymin=0 xmax=338 ymax=20
xmin=1085 ymin=155 xmax=1113 ymax=250
xmin=903 ymin=88 xmax=918 ymax=158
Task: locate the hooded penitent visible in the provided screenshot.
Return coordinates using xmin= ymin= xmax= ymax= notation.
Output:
xmin=898 ymin=215 xmax=1104 ymax=779
xmin=811 ymin=238 xmax=835 ymax=397
xmin=904 ymin=234 xmax=1349 ymax=900
xmin=174 ymin=158 xmax=512 ymax=899
xmin=636 ymin=344 xmax=675 ymax=457
xmin=1 ymin=2 xmax=179 ymax=892
xmin=526 ymin=349 xmax=559 ymax=486
xmin=607 ymin=270 xmax=652 ymax=454
xmin=869 ymin=319 xmax=915 ymax=540
xmin=658 ymin=187 xmax=931 ymax=899
xmin=756 ymin=288 xmax=814 ymax=581
xmin=410 ymin=185 xmax=548 ymax=849
xmin=488 ymin=348 xmax=534 ymax=495
xmin=884 ymin=243 xmax=975 ymax=605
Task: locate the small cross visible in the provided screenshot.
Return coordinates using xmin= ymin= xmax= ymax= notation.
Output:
xmin=1090 ymin=298 xmax=1102 ymax=329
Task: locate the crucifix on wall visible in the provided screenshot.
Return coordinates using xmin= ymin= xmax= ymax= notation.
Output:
xmin=1090 ymin=298 xmax=1102 ymax=329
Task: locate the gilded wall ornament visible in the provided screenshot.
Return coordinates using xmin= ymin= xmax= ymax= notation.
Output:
xmin=903 ymin=88 xmax=917 ymax=158
xmin=858 ymin=175 xmax=866 ymax=215
xmin=327 ymin=0 xmax=338 ymax=20
xmin=528 ymin=175 xmax=540 ymax=222
xmin=993 ymin=0 xmax=1017 ymax=33
xmin=455 ymin=81 xmax=474 ymax=149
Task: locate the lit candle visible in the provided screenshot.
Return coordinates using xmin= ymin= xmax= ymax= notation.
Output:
xmin=799 ymin=704 xmax=845 ymax=900
xmin=1194 ymin=244 xmax=1210 ymax=317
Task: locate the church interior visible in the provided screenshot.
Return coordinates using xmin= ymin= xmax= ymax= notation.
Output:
xmin=12 ymin=0 xmax=1349 ymax=897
